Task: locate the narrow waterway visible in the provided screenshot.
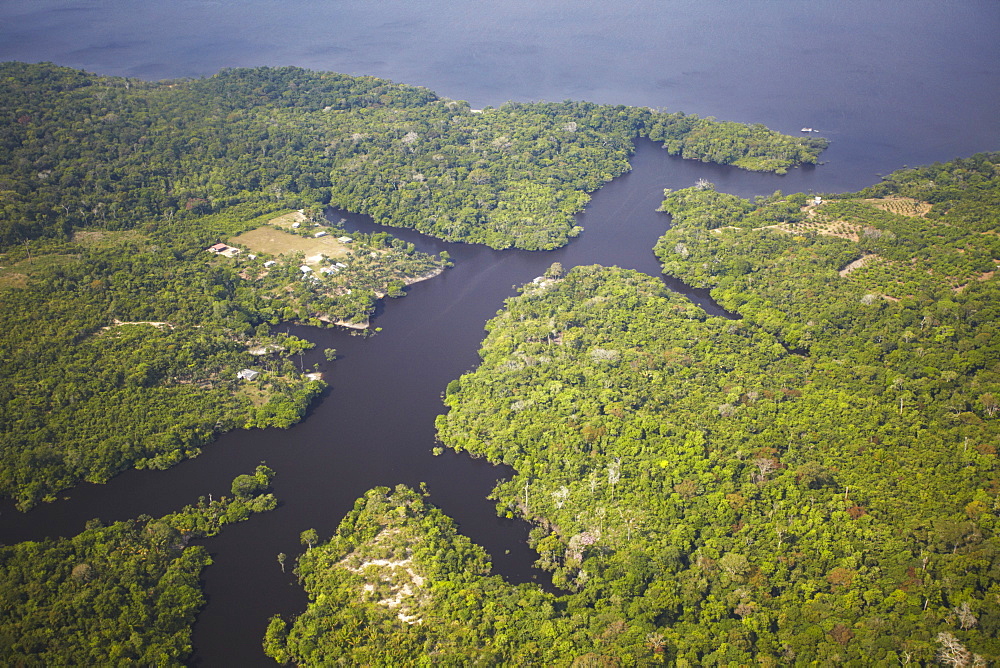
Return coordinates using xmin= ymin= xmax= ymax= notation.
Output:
xmin=1 ymin=1 xmax=997 ymax=663
xmin=0 ymin=139 xmax=821 ymax=665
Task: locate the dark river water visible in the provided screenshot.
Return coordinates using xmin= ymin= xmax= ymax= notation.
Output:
xmin=1 ymin=1 xmax=999 ymax=665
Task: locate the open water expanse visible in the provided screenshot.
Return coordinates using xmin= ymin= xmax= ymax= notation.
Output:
xmin=1 ymin=1 xmax=999 ymax=665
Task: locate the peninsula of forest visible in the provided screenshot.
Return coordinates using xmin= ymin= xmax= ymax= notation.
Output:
xmin=3 ymin=62 xmax=997 ymax=666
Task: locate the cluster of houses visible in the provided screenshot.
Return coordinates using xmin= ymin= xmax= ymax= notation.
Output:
xmin=299 ymin=261 xmax=348 ymax=280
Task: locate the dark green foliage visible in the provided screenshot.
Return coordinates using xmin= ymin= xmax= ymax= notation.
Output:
xmin=644 ymin=115 xmax=828 ymax=174
xmin=0 ymin=469 xmax=278 ymax=666
xmin=0 ymin=63 xmax=438 ymax=248
xmin=658 ymin=185 xmax=809 ymax=231
xmin=0 ymin=62 xmax=824 ymax=252
xmin=0 ymin=62 xmax=824 ymax=508
xmin=232 ymin=464 xmax=274 ymax=499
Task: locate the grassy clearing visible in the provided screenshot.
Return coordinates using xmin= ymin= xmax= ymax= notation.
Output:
xmin=237 ymin=382 xmax=272 ymax=408
xmin=267 ymin=211 xmax=307 ymax=230
xmin=229 ymin=226 xmax=351 ymax=265
xmin=0 ymin=254 xmax=79 ymax=289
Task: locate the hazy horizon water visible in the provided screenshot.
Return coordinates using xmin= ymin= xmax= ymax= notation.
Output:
xmin=1 ymin=2 xmax=999 ymax=664
xmin=2 ymin=1 xmax=998 ymax=188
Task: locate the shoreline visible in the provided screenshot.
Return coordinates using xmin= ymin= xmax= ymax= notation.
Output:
xmin=321 ymin=265 xmax=447 ymax=329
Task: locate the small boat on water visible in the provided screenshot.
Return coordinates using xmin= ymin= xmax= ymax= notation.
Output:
xmin=800 ymin=127 xmax=814 ymax=132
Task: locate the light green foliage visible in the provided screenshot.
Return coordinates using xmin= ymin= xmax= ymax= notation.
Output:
xmin=265 ymin=485 xmax=661 ymax=666
xmin=0 ymin=469 xmax=278 ymax=666
xmin=432 ymin=156 xmax=1000 ymax=665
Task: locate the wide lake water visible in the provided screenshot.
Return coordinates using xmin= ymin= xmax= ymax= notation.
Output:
xmin=1 ymin=1 xmax=998 ymax=665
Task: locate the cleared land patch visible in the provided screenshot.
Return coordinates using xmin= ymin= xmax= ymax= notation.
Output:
xmin=0 ymin=254 xmax=79 ymax=288
xmin=863 ymin=196 xmax=932 ymax=217
xmin=99 ymin=319 xmax=173 ymax=331
xmin=71 ymin=229 xmax=147 ymax=248
xmin=839 ymin=254 xmax=882 ymax=277
xmin=763 ymin=218 xmax=865 ymax=242
xmin=229 ymin=225 xmax=351 ymax=265
xmin=336 ymin=527 xmax=427 ymax=625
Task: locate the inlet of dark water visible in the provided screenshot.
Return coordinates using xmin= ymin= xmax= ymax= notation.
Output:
xmin=1 ymin=1 xmax=998 ymax=664
xmin=1 ymin=140 xmax=807 ymax=665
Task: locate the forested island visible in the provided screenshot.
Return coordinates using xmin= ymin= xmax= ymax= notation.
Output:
xmin=3 ymin=61 xmax=997 ymax=665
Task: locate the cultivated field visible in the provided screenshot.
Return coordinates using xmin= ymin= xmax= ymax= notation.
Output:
xmin=863 ymin=197 xmax=932 ymax=217
xmin=758 ymin=218 xmax=865 ymax=242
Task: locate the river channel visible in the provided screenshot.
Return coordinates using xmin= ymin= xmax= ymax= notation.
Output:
xmin=1 ymin=2 xmax=999 ymax=664
xmin=0 ymin=138 xmax=824 ymax=665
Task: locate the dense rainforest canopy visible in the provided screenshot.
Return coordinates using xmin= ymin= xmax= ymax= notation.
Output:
xmin=277 ymin=155 xmax=1000 ymax=665
xmin=0 ymin=62 xmax=826 ymax=252
xmin=0 ymin=466 xmax=277 ymax=665
xmin=0 ymin=62 xmax=821 ymax=509
xmin=11 ymin=61 xmax=996 ymax=666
